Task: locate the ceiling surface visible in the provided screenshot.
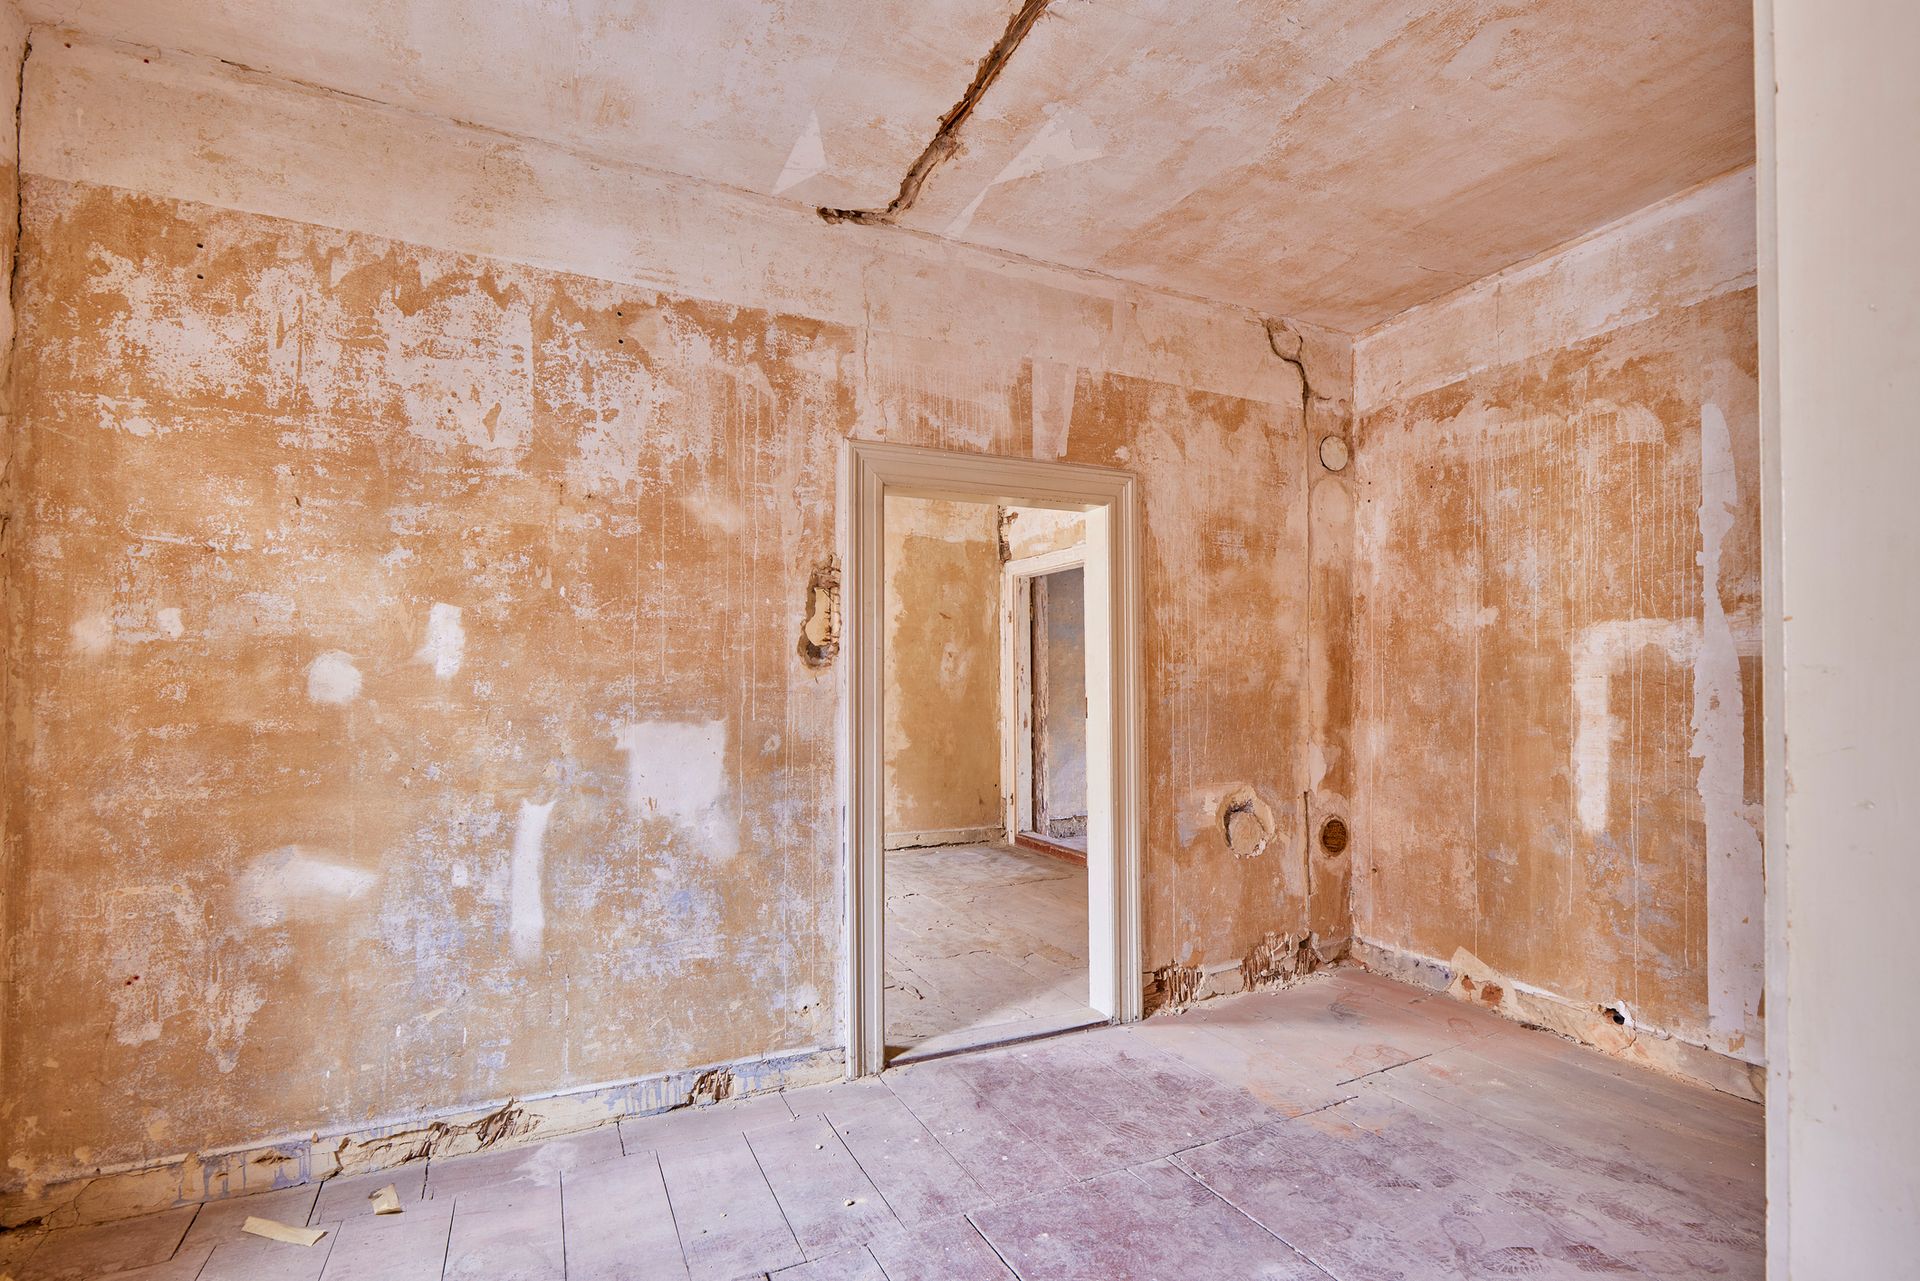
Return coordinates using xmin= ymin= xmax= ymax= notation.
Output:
xmin=31 ymin=0 xmax=1756 ymax=332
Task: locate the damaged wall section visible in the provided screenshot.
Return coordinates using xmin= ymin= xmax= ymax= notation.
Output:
xmin=0 ymin=34 xmax=1328 ymax=1204
xmin=1349 ymin=167 xmax=1765 ymax=1083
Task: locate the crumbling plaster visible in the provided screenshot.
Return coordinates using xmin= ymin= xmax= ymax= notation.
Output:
xmin=0 ymin=0 xmax=1772 ymax=1223
xmin=0 ymin=32 xmax=1348 ymax=1202
xmin=1349 ymin=166 xmax=1765 ymax=1086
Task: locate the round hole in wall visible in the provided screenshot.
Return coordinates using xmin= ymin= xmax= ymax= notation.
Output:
xmin=1319 ymin=816 xmax=1350 ymax=855
xmin=1319 ymin=435 xmax=1351 ymax=472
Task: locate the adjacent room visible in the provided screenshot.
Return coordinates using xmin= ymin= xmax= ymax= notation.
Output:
xmin=0 ymin=0 xmax=1913 ymax=1278
xmin=881 ymin=496 xmax=1095 ymax=1058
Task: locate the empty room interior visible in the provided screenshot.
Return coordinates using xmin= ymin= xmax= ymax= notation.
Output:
xmin=0 ymin=0 xmax=1912 ymax=1279
xmin=883 ymin=496 xmax=1097 ymax=1059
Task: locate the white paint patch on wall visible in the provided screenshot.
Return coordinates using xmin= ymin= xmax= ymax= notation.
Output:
xmin=416 ymin=602 xmax=465 ymax=677
xmin=510 ymin=799 xmax=556 ymax=964
xmin=1571 ymin=618 xmax=1699 ymax=834
xmin=71 ymin=611 xmax=112 ymax=656
xmin=1694 ymin=403 xmax=1765 ymax=1063
xmin=306 ymin=650 xmax=363 ymax=704
xmin=614 ymin=719 xmax=735 ymax=857
xmin=234 ymin=845 xmax=378 ymax=927
xmin=1031 ymin=358 xmax=1076 ymax=460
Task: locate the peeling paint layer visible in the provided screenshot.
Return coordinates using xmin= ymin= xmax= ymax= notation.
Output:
xmin=1353 ymin=193 xmax=1764 ymax=1066
xmin=2 ymin=168 xmax=1325 ymax=1190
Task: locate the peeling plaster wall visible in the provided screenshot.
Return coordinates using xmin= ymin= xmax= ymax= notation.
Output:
xmin=0 ymin=36 xmax=1335 ymax=1189
xmin=1351 ymin=167 xmax=1764 ymax=1067
xmin=0 ymin=0 xmax=26 ymax=1197
xmin=882 ymin=496 xmax=1001 ymax=843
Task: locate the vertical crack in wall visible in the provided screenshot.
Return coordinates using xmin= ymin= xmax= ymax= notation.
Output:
xmin=818 ymin=0 xmax=1054 ymax=226
xmin=1263 ymin=316 xmax=1324 ymax=419
xmin=0 ymin=25 xmax=31 ymax=1190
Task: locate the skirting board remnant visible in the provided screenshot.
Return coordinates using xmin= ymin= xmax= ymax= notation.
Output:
xmin=0 ymin=1043 xmax=843 ymax=1232
xmin=1351 ymin=938 xmax=1765 ymax=1103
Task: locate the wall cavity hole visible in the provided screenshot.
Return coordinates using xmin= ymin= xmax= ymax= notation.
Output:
xmin=1217 ymin=786 xmax=1276 ymax=859
xmin=1319 ymin=816 xmax=1350 ymax=854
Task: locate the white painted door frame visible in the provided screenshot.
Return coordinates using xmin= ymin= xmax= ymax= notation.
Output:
xmin=1000 ymin=545 xmax=1088 ymax=844
xmin=839 ymin=440 xmax=1145 ymax=1077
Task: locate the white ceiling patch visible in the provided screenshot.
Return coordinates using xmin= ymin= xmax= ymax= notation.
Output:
xmin=773 ymin=110 xmax=828 ymax=196
xmin=946 ymin=110 xmax=1104 ymax=237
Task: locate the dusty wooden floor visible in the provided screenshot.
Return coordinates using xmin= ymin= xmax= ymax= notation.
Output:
xmin=0 ymin=970 xmax=1764 ymax=1281
xmin=883 ymin=843 xmax=1091 ymax=1054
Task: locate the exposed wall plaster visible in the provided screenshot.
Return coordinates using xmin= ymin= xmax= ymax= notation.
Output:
xmin=883 ymin=496 xmax=1002 ymax=841
xmin=1 ymin=34 xmax=1332 ymax=1195
xmin=306 ymin=649 xmax=362 ymax=704
xmin=1352 ymin=169 xmax=1765 ymax=1070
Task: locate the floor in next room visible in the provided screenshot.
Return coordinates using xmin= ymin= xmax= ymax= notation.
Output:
xmin=0 ymin=969 xmax=1764 ymax=1281
xmin=883 ymin=842 xmax=1094 ymax=1058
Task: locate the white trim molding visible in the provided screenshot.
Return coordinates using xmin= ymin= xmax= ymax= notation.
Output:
xmin=840 ymin=441 xmax=1145 ymax=1077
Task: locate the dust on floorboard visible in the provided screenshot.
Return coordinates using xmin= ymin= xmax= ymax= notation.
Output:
xmin=0 ymin=970 xmax=1764 ymax=1281
xmin=883 ymin=842 xmax=1091 ymax=1054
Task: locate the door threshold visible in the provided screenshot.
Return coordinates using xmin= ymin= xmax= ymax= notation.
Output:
xmin=1014 ymin=831 xmax=1089 ymax=865
xmin=887 ymin=1007 xmax=1108 ymax=1067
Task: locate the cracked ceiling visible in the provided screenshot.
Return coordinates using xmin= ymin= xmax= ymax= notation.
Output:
xmin=33 ymin=0 xmax=1755 ymax=333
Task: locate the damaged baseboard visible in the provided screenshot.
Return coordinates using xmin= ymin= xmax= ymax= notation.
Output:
xmin=1351 ymin=938 xmax=1765 ymax=1103
xmin=883 ymin=826 xmax=1001 ymax=851
xmin=0 ymin=1043 xmax=843 ymax=1233
xmin=1144 ymin=932 xmax=1353 ymax=1015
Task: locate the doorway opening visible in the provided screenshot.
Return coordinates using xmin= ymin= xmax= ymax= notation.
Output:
xmin=842 ymin=442 xmax=1143 ymax=1076
xmin=879 ymin=499 xmax=1092 ymax=1062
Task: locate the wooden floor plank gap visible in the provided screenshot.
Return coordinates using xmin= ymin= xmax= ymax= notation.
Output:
xmin=651 ymin=1155 xmax=702 ymax=1281
xmin=1332 ymin=1050 xmax=1435 ymax=1087
xmin=961 ymin=1212 xmax=1027 ymax=1281
xmin=1169 ymin=1162 xmax=1340 ymax=1280
xmin=743 ymin=1127 xmax=814 ymax=1262
xmin=436 ymin=1207 xmax=454 ymax=1281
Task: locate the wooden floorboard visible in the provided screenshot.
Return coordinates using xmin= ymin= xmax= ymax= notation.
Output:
xmin=2 ymin=969 xmax=1764 ymax=1280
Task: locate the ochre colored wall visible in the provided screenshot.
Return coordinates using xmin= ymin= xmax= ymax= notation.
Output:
xmin=1 ymin=36 xmax=1347 ymax=1189
xmin=882 ymin=497 xmax=1001 ymax=841
xmin=5 ymin=179 xmax=851 ymax=1182
xmin=1351 ymin=169 xmax=1764 ymax=1065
